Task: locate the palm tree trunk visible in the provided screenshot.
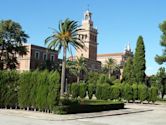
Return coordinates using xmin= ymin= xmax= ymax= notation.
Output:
xmin=77 ymin=75 xmax=80 ymax=83
xmin=109 ymin=69 xmax=111 ymax=79
xmin=60 ymin=47 xmax=66 ymax=96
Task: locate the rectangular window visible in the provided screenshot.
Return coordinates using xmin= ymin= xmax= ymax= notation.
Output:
xmin=50 ymin=54 xmax=54 ymax=61
xmin=35 ymin=51 xmax=40 ymax=60
xmin=43 ymin=53 xmax=47 ymax=60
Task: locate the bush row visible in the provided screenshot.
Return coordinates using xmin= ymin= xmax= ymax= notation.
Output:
xmin=0 ymin=71 xmax=19 ymax=108
xmin=70 ymin=83 xmax=158 ymax=103
xmin=0 ymin=70 xmax=60 ymax=112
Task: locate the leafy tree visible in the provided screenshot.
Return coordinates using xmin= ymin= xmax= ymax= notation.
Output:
xmin=0 ymin=20 xmax=29 ymax=69
xmin=155 ymin=20 xmax=166 ymax=64
xmin=45 ymin=19 xmax=84 ymax=95
xmin=67 ymin=56 xmax=87 ymax=83
xmin=133 ymin=36 xmax=146 ymax=83
xmin=156 ymin=67 xmax=166 ymax=99
xmin=105 ymin=58 xmax=117 ymax=79
xmin=122 ymin=57 xmax=134 ymax=83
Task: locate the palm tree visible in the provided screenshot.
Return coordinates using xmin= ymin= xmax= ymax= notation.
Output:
xmin=67 ymin=56 xmax=87 ymax=83
xmin=45 ymin=19 xmax=84 ymax=96
xmin=105 ymin=58 xmax=117 ymax=79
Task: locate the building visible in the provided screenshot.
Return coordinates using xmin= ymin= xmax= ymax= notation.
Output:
xmin=97 ymin=44 xmax=133 ymax=67
xmin=17 ymin=44 xmax=59 ymax=71
xmin=75 ymin=10 xmax=101 ymax=71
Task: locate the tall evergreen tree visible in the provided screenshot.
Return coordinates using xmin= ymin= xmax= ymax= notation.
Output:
xmin=0 ymin=20 xmax=29 ymax=70
xmin=122 ymin=57 xmax=134 ymax=83
xmin=155 ymin=20 xmax=166 ymax=64
xmin=133 ymin=36 xmax=146 ymax=83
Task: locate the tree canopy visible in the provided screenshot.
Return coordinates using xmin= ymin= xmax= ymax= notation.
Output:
xmin=155 ymin=20 xmax=166 ymax=64
xmin=0 ymin=20 xmax=29 ymax=69
xmin=133 ymin=36 xmax=146 ymax=83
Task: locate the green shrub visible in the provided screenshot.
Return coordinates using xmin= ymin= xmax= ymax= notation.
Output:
xmin=96 ymin=84 xmax=110 ymax=100
xmin=47 ymin=71 xmax=60 ymax=110
xmin=138 ymin=84 xmax=148 ymax=103
xmin=123 ymin=83 xmax=133 ymax=102
xmin=88 ymin=84 xmax=95 ymax=99
xmin=18 ymin=71 xmax=32 ymax=108
xmin=79 ymin=83 xmax=87 ymax=99
xmin=150 ymin=86 xmax=158 ymax=103
xmin=71 ymin=83 xmax=79 ymax=98
xmin=67 ymin=84 xmax=71 ymax=94
xmin=0 ymin=71 xmax=19 ymax=108
xmin=110 ymin=85 xmax=120 ymax=100
xmin=132 ymin=83 xmax=138 ymax=102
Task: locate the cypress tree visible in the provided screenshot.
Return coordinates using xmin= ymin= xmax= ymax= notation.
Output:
xmin=133 ymin=36 xmax=146 ymax=83
xmin=155 ymin=20 xmax=166 ymax=64
xmin=122 ymin=57 xmax=134 ymax=83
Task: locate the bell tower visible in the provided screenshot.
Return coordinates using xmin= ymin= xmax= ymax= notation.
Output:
xmin=76 ymin=10 xmax=98 ymax=60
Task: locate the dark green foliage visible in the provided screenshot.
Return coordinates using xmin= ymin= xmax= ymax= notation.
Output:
xmin=122 ymin=57 xmax=134 ymax=83
xmin=138 ymin=84 xmax=148 ymax=102
xmin=47 ymin=71 xmax=60 ymax=110
xmin=97 ymin=74 xmax=111 ymax=84
xmin=18 ymin=70 xmax=60 ymax=111
xmin=88 ymin=84 xmax=95 ymax=99
xmin=110 ymin=85 xmax=120 ymax=100
xmin=156 ymin=67 xmax=166 ymax=99
xmin=132 ymin=83 xmax=138 ymax=102
xmin=18 ymin=71 xmax=32 ymax=108
xmin=56 ymin=100 xmax=124 ymax=114
xmin=133 ymin=36 xmax=146 ymax=83
xmin=87 ymin=72 xmax=99 ymax=84
xmin=123 ymin=83 xmax=133 ymax=102
xmin=0 ymin=20 xmax=29 ymax=70
xmin=71 ymin=83 xmax=79 ymax=98
xmin=0 ymin=71 xmax=19 ymax=108
xmin=155 ymin=20 xmax=166 ymax=64
xmin=96 ymin=84 xmax=110 ymax=100
xmin=79 ymin=83 xmax=87 ymax=99
xmin=67 ymin=84 xmax=72 ymax=94
xmin=150 ymin=86 xmax=158 ymax=103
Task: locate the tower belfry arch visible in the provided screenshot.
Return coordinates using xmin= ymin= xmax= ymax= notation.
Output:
xmin=76 ymin=10 xmax=98 ymax=60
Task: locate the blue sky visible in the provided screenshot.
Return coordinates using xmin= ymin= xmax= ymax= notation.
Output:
xmin=0 ymin=0 xmax=165 ymax=75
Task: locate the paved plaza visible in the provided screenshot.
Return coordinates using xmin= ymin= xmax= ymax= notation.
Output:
xmin=0 ymin=103 xmax=166 ymax=125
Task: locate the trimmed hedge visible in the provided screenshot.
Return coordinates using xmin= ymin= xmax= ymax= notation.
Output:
xmin=110 ymin=85 xmax=120 ymax=100
xmin=71 ymin=83 xmax=79 ymax=98
xmin=138 ymin=84 xmax=148 ymax=103
xmin=79 ymin=83 xmax=87 ymax=99
xmin=132 ymin=83 xmax=138 ymax=102
xmin=123 ymin=83 xmax=133 ymax=102
xmin=0 ymin=71 xmax=19 ymax=108
xmin=55 ymin=100 xmax=124 ymax=114
xmin=0 ymin=70 xmax=60 ymax=112
xmin=96 ymin=84 xmax=110 ymax=100
xmin=88 ymin=84 xmax=95 ymax=99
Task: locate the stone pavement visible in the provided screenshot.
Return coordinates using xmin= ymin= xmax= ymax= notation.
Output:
xmin=0 ymin=106 xmax=152 ymax=121
xmin=0 ymin=102 xmax=166 ymax=125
